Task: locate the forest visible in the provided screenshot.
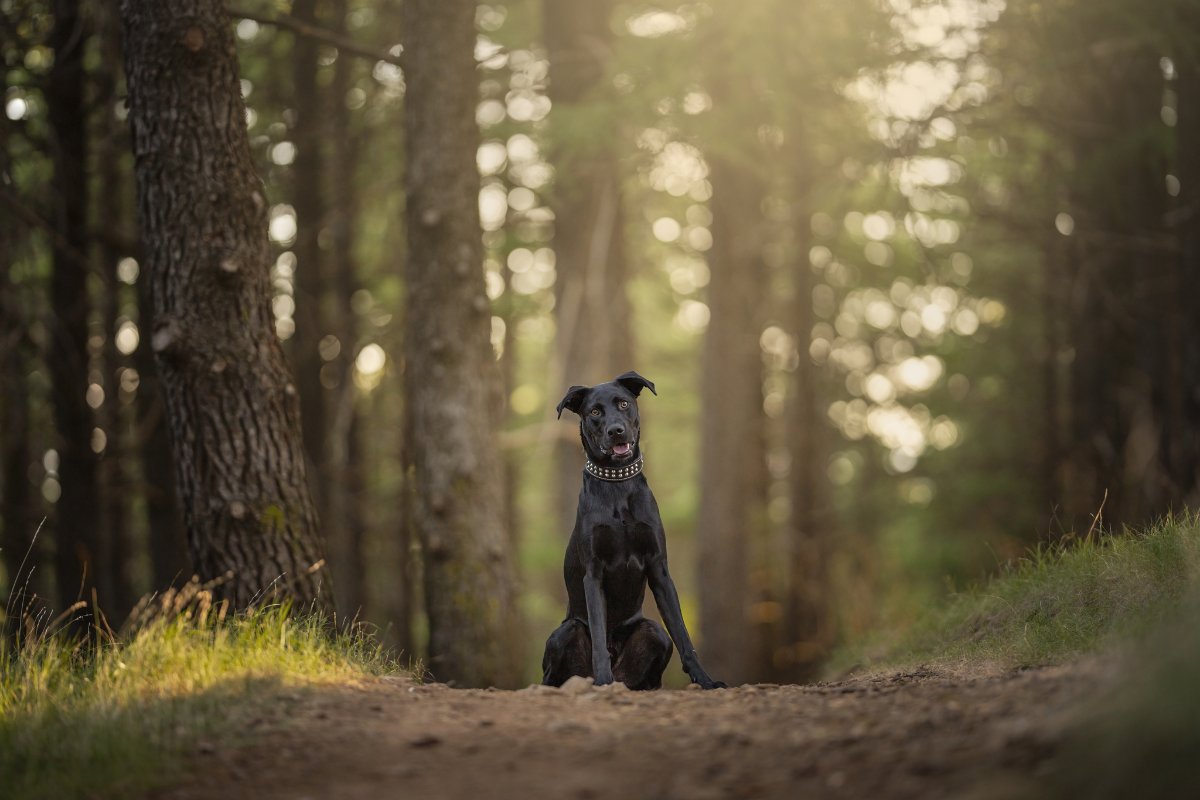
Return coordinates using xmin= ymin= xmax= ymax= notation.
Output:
xmin=2 ymin=0 xmax=1200 ymax=796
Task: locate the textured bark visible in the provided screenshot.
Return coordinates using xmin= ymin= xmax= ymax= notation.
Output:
xmin=544 ymin=0 xmax=633 ymax=536
xmin=120 ymin=0 xmax=329 ymax=609
xmin=47 ymin=0 xmax=101 ymax=612
xmin=696 ymin=157 xmax=769 ymax=686
xmin=401 ymin=0 xmax=523 ymax=687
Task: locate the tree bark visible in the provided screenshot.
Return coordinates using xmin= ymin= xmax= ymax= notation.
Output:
xmin=696 ymin=157 xmax=769 ymax=686
xmin=544 ymin=0 xmax=633 ymax=536
xmin=401 ymin=0 xmax=523 ymax=687
xmin=120 ymin=0 xmax=329 ymax=610
xmin=47 ymin=0 xmax=101 ymax=613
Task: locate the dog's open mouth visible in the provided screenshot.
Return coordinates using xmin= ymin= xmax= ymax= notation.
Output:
xmin=611 ymin=442 xmax=632 ymax=457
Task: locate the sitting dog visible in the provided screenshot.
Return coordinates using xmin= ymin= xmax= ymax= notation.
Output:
xmin=541 ymin=371 xmax=724 ymax=690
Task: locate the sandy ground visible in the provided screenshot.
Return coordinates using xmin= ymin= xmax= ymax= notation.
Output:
xmin=158 ymin=662 xmax=1109 ymax=800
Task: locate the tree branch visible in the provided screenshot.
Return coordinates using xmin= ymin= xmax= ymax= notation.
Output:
xmin=226 ymin=5 xmax=404 ymax=68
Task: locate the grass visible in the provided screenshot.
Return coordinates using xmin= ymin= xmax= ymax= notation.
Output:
xmin=1046 ymin=582 xmax=1200 ymax=800
xmin=835 ymin=513 xmax=1200 ymax=672
xmin=0 ymin=580 xmax=403 ymax=800
xmin=8 ymin=517 xmax=1200 ymax=799
xmin=861 ymin=514 xmax=1200 ymax=798
xmin=1050 ymin=588 xmax=1200 ymax=799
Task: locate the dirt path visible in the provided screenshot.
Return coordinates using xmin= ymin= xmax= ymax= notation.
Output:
xmin=160 ymin=662 xmax=1109 ymax=800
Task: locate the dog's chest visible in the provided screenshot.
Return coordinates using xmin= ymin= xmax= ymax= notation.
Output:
xmin=591 ymin=499 xmax=656 ymax=565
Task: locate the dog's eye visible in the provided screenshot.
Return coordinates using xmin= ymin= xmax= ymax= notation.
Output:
xmin=618 ymin=400 xmax=629 ymax=410
xmin=590 ymin=408 xmax=601 ymax=417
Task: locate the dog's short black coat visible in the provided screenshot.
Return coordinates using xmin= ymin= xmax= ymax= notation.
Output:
xmin=541 ymin=371 xmax=724 ymax=690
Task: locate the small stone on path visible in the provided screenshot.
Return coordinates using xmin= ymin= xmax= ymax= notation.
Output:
xmin=409 ymin=734 xmax=441 ymax=748
xmin=560 ymin=676 xmax=594 ymax=694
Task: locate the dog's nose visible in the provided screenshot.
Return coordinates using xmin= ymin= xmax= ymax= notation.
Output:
xmin=608 ymin=425 xmax=625 ymax=437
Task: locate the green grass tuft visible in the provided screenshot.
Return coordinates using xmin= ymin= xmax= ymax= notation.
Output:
xmin=0 ymin=596 xmax=404 ymax=800
xmin=835 ymin=513 xmax=1200 ymax=672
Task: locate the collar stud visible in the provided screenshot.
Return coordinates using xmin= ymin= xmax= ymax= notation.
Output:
xmin=584 ymin=454 xmax=644 ymax=482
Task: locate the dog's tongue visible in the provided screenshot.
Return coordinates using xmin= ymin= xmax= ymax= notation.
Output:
xmin=612 ymin=443 xmax=632 ymax=456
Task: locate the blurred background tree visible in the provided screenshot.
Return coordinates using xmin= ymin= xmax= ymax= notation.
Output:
xmin=1 ymin=0 xmax=1197 ymax=683
xmin=401 ymin=0 xmax=524 ymax=687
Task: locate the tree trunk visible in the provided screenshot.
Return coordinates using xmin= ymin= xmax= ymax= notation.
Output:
xmin=98 ymin=253 xmax=135 ymax=619
xmin=401 ymin=0 xmax=523 ymax=687
xmin=696 ymin=157 xmax=769 ymax=686
xmin=96 ymin=0 xmax=136 ymax=620
xmin=133 ymin=282 xmax=190 ymax=590
xmin=325 ymin=0 xmax=367 ymax=619
xmin=290 ymin=0 xmax=330 ymax=529
xmin=1057 ymin=50 xmax=1172 ymax=530
xmin=544 ymin=0 xmax=633 ymax=536
xmin=1167 ymin=44 xmax=1200 ymax=509
xmin=1041 ymin=216 xmax=1065 ymax=531
xmin=1 ymin=121 xmax=40 ymax=618
xmin=782 ymin=191 xmax=833 ymax=682
xmin=47 ymin=0 xmax=101 ymax=613
xmin=0 ymin=272 xmax=37 ymax=616
xmin=120 ymin=0 xmax=329 ymax=610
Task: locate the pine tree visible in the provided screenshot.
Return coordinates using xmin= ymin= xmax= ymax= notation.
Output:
xmin=401 ymin=0 xmax=523 ymax=686
xmin=120 ymin=0 xmax=329 ymax=609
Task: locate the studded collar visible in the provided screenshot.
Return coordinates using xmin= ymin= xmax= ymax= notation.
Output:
xmin=584 ymin=453 xmax=644 ymax=482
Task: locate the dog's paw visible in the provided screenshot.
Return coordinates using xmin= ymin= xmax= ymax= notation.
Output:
xmin=691 ymin=674 xmax=727 ymax=690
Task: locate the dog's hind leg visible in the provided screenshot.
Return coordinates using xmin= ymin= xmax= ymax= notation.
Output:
xmin=612 ymin=618 xmax=673 ymax=690
xmin=541 ymin=618 xmax=592 ymax=686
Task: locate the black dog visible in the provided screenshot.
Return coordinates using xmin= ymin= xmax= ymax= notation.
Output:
xmin=541 ymin=371 xmax=724 ymax=690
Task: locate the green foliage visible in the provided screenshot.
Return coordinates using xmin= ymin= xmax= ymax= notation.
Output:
xmin=0 ymin=603 xmax=402 ymax=800
xmin=835 ymin=515 xmax=1200 ymax=672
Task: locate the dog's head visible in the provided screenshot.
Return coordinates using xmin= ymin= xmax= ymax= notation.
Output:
xmin=556 ymin=371 xmax=656 ymax=466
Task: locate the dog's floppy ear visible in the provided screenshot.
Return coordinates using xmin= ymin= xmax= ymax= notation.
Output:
xmin=556 ymin=385 xmax=590 ymax=419
xmin=614 ymin=371 xmax=656 ymax=398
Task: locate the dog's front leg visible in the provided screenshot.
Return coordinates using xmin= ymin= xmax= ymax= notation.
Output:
xmin=648 ymin=556 xmax=726 ymax=689
xmin=583 ymin=568 xmax=614 ymax=685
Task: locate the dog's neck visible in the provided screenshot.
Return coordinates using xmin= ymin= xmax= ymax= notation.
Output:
xmin=584 ymin=453 xmax=645 ymax=482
